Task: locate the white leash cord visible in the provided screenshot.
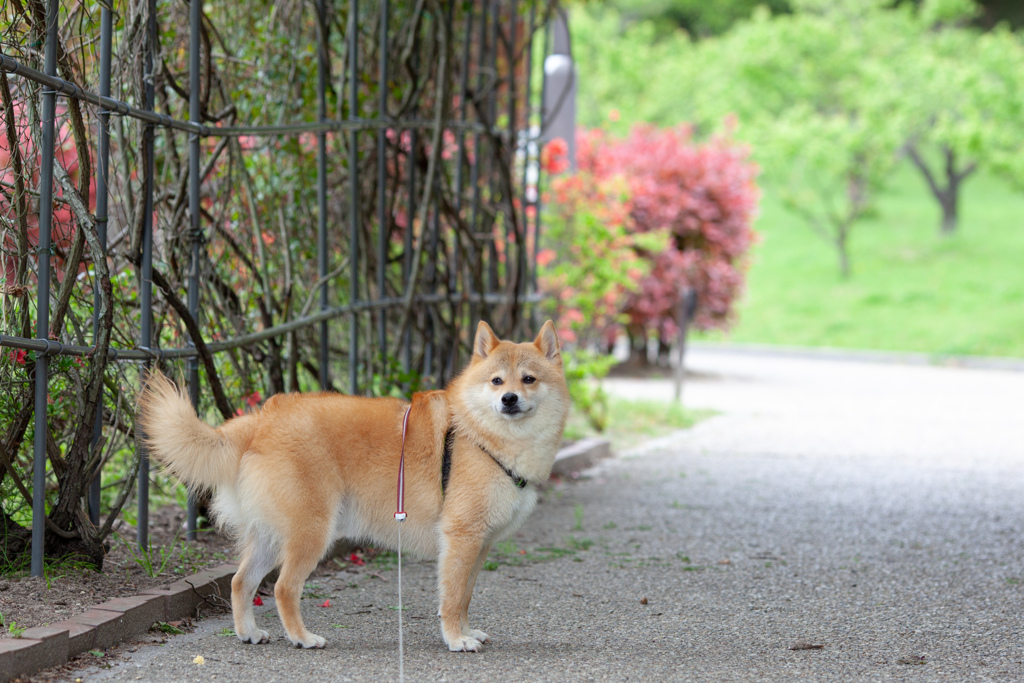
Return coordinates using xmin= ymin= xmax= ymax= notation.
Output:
xmin=397 ymin=521 xmax=404 ymax=683
xmin=394 ymin=407 xmax=411 ymax=683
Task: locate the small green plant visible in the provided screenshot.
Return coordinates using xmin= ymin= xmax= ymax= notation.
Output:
xmin=566 ymin=536 xmax=594 ymax=551
xmin=302 ymin=584 xmax=329 ymax=600
xmin=495 ymin=540 xmax=518 ymax=556
xmin=152 ymin=621 xmax=186 ymax=635
xmin=573 ymin=504 xmax=585 ymax=531
xmin=602 ymin=521 xmax=617 ymax=530
xmin=119 ymin=532 xmax=181 ymax=578
xmin=330 ymin=624 xmax=353 ymax=628
xmin=216 ymin=627 xmax=237 ymax=637
xmin=0 ymin=612 xmax=26 ymax=638
xmin=483 ymin=561 xmax=500 ymax=571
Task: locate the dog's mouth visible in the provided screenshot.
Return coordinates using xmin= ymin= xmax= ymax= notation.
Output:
xmin=499 ymin=404 xmax=530 ymax=418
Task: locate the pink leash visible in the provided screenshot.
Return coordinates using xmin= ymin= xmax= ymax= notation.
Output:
xmin=395 ymin=406 xmax=411 ymax=522
xmin=394 ymin=406 xmax=411 ymax=682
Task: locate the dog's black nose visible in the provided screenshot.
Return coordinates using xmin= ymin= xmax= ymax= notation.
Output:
xmin=501 ymin=393 xmax=518 ymax=407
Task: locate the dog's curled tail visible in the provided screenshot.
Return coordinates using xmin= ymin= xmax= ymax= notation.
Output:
xmin=138 ymin=371 xmax=250 ymax=491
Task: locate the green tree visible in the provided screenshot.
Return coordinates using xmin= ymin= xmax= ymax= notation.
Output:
xmin=685 ymin=1 xmax=904 ymax=278
xmin=891 ymin=0 xmax=1024 ymax=234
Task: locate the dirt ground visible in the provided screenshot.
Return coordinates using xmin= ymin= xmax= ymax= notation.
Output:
xmin=0 ymin=505 xmax=235 ymax=636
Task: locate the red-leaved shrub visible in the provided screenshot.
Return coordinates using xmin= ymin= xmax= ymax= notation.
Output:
xmin=574 ymin=124 xmax=759 ymax=351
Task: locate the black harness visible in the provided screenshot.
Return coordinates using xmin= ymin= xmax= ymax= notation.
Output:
xmin=440 ymin=427 xmax=528 ymax=493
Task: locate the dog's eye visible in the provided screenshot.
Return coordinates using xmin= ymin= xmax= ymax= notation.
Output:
xmin=523 ymin=376 xmax=536 ymax=384
xmin=491 ymin=377 xmax=503 ymax=385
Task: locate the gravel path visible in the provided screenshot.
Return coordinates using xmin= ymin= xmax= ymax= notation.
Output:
xmin=65 ymin=350 xmax=1024 ymax=682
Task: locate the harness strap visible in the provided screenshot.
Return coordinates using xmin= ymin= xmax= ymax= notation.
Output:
xmin=440 ymin=426 xmax=455 ymax=495
xmin=476 ymin=442 xmax=529 ymax=489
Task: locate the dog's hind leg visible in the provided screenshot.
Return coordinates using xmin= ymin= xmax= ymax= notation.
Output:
xmin=275 ymin=533 xmax=329 ymax=648
xmin=231 ymin=534 xmax=278 ymax=644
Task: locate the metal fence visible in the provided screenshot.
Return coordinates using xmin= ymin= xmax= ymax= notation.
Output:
xmin=0 ymin=0 xmax=557 ymax=576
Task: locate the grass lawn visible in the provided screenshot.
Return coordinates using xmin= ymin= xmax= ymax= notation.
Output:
xmin=702 ymin=163 xmax=1024 ymax=358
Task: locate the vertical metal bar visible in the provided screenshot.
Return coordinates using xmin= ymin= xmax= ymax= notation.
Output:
xmin=89 ymin=0 xmax=114 ymax=526
xmin=376 ymin=0 xmax=388 ymax=363
xmin=516 ymin=1 xmax=533 ymax=317
xmin=533 ymin=18 xmax=551 ymax=296
xmin=523 ymin=1 xmax=536 ymax=295
xmin=348 ymin=0 xmax=360 ymax=395
xmin=486 ymin=0 xmax=499 ymax=297
xmin=30 ymin=0 xmax=60 ymax=578
xmin=138 ymin=0 xmax=157 ymax=550
xmin=673 ymin=289 xmax=696 ymax=403
xmin=467 ymin=1 xmax=489 ymax=331
xmin=402 ymin=128 xmax=416 ymax=376
xmin=184 ymin=0 xmax=202 ymax=542
xmin=441 ymin=1 xmax=457 ymax=383
xmin=452 ymin=6 xmax=474 ymax=373
xmin=400 ymin=17 xmax=421 ymax=378
xmin=423 ymin=187 xmax=439 ymax=380
xmin=317 ymin=0 xmax=331 ymax=389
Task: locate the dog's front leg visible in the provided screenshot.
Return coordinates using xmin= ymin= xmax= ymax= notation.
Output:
xmin=438 ymin=533 xmax=489 ymax=652
xmin=460 ymin=543 xmax=492 ymax=644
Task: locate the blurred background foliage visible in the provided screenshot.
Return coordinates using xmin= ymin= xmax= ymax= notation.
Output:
xmin=568 ymin=0 xmax=1024 ymax=357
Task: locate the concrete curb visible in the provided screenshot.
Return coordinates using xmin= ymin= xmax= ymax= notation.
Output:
xmin=0 ymin=563 xmax=236 ymax=683
xmin=551 ymin=437 xmax=612 ymax=478
xmin=690 ymin=341 xmax=1024 ymax=372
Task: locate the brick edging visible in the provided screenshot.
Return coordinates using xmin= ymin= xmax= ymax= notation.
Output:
xmin=0 ymin=563 xmax=236 ymax=683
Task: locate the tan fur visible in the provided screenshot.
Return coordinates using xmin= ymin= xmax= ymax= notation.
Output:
xmin=138 ymin=321 xmax=569 ymax=652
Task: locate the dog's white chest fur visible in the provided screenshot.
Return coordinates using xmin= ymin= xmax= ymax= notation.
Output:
xmin=485 ymin=484 xmax=538 ymax=545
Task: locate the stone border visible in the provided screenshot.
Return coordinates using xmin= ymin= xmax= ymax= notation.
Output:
xmin=0 ymin=563 xmax=236 ymax=683
xmin=690 ymin=341 xmax=1024 ymax=372
xmin=0 ymin=440 xmax=610 ymax=681
xmin=551 ymin=437 xmax=612 ymax=478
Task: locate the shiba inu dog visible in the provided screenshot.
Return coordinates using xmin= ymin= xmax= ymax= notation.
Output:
xmin=138 ymin=320 xmax=569 ymax=652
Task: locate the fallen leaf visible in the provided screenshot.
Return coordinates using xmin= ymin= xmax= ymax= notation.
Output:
xmin=320 ymin=599 xmax=331 ymax=607
xmin=640 ymin=597 xmax=648 ymax=605
xmin=193 ymin=655 xmax=205 ymax=666
xmin=789 ymin=642 xmax=824 ymax=651
xmin=253 ymin=596 xmax=263 ymax=606
xmin=897 ymin=655 xmax=927 ymax=665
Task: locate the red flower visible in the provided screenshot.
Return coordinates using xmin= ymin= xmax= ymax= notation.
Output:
xmin=7 ymin=349 xmax=27 ymax=366
xmin=349 ymin=553 xmax=365 ymax=566
xmin=319 ymin=599 xmax=331 ymax=608
xmin=541 ymin=138 xmax=570 ymax=175
xmin=244 ymin=391 xmax=262 ymax=408
xmin=253 ymin=596 xmax=263 ymax=606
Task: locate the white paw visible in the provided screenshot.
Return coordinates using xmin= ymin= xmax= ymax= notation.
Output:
xmin=290 ymin=633 xmax=327 ymax=649
xmin=237 ymin=628 xmax=270 ymax=644
xmin=468 ymin=629 xmax=490 ymax=643
xmin=448 ymin=635 xmax=483 ymax=652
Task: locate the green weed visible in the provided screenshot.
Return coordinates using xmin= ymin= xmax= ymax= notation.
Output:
xmin=0 ymin=612 xmax=25 ymax=638
xmin=119 ymin=533 xmax=180 ymax=578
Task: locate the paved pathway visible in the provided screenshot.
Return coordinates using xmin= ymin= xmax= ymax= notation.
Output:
xmin=68 ymin=350 xmax=1024 ymax=682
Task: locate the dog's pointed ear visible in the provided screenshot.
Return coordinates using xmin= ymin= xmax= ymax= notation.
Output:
xmin=533 ymin=320 xmax=562 ymax=365
xmin=473 ymin=320 xmax=501 ymax=360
